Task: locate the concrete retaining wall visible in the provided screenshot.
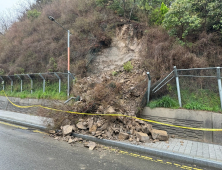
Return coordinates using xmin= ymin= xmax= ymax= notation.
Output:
xmin=141 ymin=107 xmax=222 ymax=144
xmin=0 ymin=96 xmax=56 ymax=116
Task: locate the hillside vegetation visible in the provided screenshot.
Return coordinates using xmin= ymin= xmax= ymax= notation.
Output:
xmin=1 ymin=0 xmax=222 ymax=113
xmin=0 ymin=0 xmax=222 ymax=78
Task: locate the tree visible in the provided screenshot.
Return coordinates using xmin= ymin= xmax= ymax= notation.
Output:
xmin=192 ymin=0 xmax=222 ymax=33
xmin=162 ymin=0 xmax=201 ymax=39
xmin=150 ymin=2 xmax=169 ymax=25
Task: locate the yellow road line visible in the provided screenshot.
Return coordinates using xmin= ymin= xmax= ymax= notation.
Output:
xmin=101 ymin=146 xmax=202 ymax=170
xmin=0 ymin=121 xmax=28 ymax=130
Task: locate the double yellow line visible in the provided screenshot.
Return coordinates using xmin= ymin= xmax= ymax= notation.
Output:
xmin=2 ymin=90 xmax=222 ymax=131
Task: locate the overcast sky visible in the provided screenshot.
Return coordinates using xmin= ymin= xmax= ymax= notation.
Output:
xmin=0 ymin=0 xmax=35 ymax=14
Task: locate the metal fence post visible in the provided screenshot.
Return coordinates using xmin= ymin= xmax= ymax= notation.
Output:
xmin=54 ymin=73 xmax=61 ymax=93
xmin=0 ymin=76 xmax=4 ymax=91
xmin=39 ymin=74 xmax=45 ymax=93
xmin=27 ymin=74 xmax=33 ymax=94
xmin=216 ymin=67 xmax=222 ymax=109
xmin=174 ymin=66 xmax=182 ymax=107
xmin=17 ymin=75 xmax=22 ymax=92
xmin=8 ymin=76 xmax=13 ymax=92
xmin=146 ymin=72 xmax=151 ymax=104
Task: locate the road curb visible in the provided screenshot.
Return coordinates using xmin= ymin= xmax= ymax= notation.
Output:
xmin=0 ymin=116 xmax=47 ymax=130
xmin=72 ymin=133 xmax=222 ymax=170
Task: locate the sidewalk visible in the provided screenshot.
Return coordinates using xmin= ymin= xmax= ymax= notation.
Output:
xmin=0 ymin=110 xmax=221 ymax=169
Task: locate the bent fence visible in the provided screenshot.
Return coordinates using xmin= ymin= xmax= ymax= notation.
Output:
xmin=147 ymin=66 xmax=222 ymax=110
xmin=0 ymin=72 xmax=75 ymax=96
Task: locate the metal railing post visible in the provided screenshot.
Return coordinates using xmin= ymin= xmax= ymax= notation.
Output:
xmin=174 ymin=66 xmax=182 ymax=107
xmin=0 ymin=76 xmax=4 ymax=91
xmin=8 ymin=76 xmax=13 ymax=92
xmin=54 ymin=73 xmax=61 ymax=93
xmin=17 ymin=75 xmax=22 ymax=92
xmin=146 ymin=72 xmax=151 ymax=104
xmin=27 ymin=74 xmax=33 ymax=94
xmin=39 ymin=74 xmax=45 ymax=93
xmin=217 ymin=67 xmax=222 ymax=109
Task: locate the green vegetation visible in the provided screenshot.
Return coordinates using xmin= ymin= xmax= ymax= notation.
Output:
xmin=1 ymin=0 xmax=222 ymax=111
xmin=162 ymin=0 xmax=201 ymax=39
xmin=123 ymin=61 xmax=133 ymax=72
xmin=148 ymin=96 xmax=179 ymax=109
xmin=0 ymin=82 xmax=67 ymax=100
xmin=112 ymin=71 xmax=118 ymax=76
xmin=148 ymin=89 xmax=221 ymax=112
xmin=27 ymin=9 xmax=41 ymax=20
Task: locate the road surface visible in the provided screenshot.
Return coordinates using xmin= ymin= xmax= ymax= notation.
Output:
xmin=0 ymin=121 xmax=212 ymax=170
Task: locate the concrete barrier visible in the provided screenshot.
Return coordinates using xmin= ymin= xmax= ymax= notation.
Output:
xmin=0 ymin=96 xmax=58 ymax=116
xmin=141 ymin=107 xmax=222 ymax=144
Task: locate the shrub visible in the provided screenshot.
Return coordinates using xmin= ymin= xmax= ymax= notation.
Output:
xmin=112 ymin=71 xmax=117 ymax=76
xmin=148 ymin=96 xmax=179 ymax=109
xmin=27 ymin=9 xmax=41 ymax=20
xmin=123 ymin=61 xmax=133 ymax=72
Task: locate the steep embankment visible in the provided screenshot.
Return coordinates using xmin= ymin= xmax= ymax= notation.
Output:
xmin=72 ymin=24 xmax=147 ymax=117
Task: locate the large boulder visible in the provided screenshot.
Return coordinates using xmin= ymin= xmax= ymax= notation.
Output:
xmin=136 ymin=132 xmax=149 ymax=142
xmin=151 ymin=129 xmax=168 ymax=141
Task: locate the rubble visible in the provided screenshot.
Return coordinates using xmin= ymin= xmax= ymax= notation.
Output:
xmin=118 ymin=132 xmax=129 ymax=140
xmin=62 ymin=125 xmax=73 ymax=136
xmin=49 ymin=130 xmax=56 ymax=134
xmin=151 ymin=129 xmax=168 ymax=141
xmin=76 ymin=122 xmax=87 ymax=130
xmin=136 ymin=132 xmax=149 ymax=142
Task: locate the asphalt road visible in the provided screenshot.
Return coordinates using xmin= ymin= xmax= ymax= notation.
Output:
xmin=0 ymin=122 xmax=212 ymax=170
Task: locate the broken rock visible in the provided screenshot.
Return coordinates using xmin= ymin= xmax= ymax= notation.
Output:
xmin=62 ymin=125 xmax=73 ymax=136
xmin=76 ymin=122 xmax=87 ymax=130
xmin=85 ymin=141 xmax=97 ymax=150
xmin=89 ymin=124 xmax=97 ymax=133
xmin=118 ymin=132 xmax=129 ymax=140
xmin=104 ymin=106 xmax=116 ymax=114
xmin=151 ymin=129 xmax=168 ymax=141
xmin=49 ymin=130 xmax=56 ymax=134
xmin=136 ymin=132 xmax=149 ymax=142
xmin=68 ymin=138 xmax=74 ymax=144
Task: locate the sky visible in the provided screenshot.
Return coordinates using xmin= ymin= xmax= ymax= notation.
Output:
xmin=0 ymin=0 xmax=35 ymax=14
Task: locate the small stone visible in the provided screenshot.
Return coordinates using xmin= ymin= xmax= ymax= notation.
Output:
xmin=89 ymin=124 xmax=97 ymax=133
xmin=88 ymin=118 xmax=94 ymax=129
xmin=136 ymin=132 xmax=149 ymax=142
xmin=106 ymin=131 xmax=112 ymax=138
xmin=118 ymin=132 xmax=129 ymax=140
xmin=135 ymin=119 xmax=145 ymax=124
xmin=62 ymin=125 xmax=73 ymax=135
xmin=95 ymin=131 xmax=102 ymax=137
xmin=128 ymin=138 xmax=133 ymax=142
xmin=104 ymin=106 xmax=116 ymax=114
xmin=97 ymin=120 xmax=103 ymax=127
xmin=68 ymin=138 xmax=74 ymax=144
xmin=88 ymin=142 xmax=97 ymax=150
xmin=72 ymin=125 xmax=77 ymax=131
xmin=49 ymin=130 xmax=56 ymax=134
xmin=76 ymin=122 xmax=87 ymax=130
xmin=100 ymin=123 xmax=108 ymax=131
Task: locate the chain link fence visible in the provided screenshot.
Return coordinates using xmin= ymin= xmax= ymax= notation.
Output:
xmin=0 ymin=72 xmax=75 ymax=97
xmin=147 ymin=67 xmax=222 ymax=111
